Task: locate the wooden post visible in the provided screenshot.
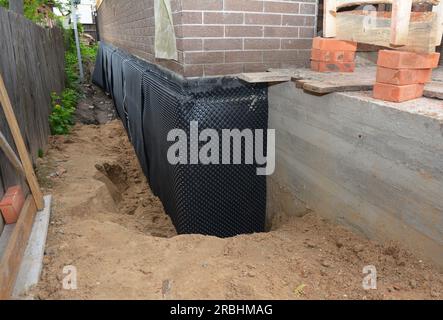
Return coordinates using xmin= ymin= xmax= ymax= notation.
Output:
xmin=324 ymin=0 xmax=337 ymax=37
xmin=0 ymin=131 xmax=24 ymax=175
xmin=390 ymin=0 xmax=413 ymax=46
xmin=0 ymin=73 xmax=44 ymax=210
xmin=433 ymin=2 xmax=443 ymax=46
xmin=9 ymin=0 xmax=24 ymax=15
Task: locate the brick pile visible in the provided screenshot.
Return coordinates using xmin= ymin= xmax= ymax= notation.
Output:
xmin=310 ymin=37 xmax=357 ymax=73
xmin=374 ymin=50 xmax=440 ymax=102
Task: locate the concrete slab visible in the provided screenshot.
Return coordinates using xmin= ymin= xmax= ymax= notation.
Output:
xmin=11 ymin=195 xmax=51 ymax=299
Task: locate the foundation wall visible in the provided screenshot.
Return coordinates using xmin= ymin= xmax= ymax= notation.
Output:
xmin=268 ymin=82 xmax=443 ymax=268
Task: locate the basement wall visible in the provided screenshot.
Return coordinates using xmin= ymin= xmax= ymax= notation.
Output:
xmin=96 ymin=0 xmax=317 ymax=77
xmin=268 ymin=83 xmax=443 ymax=268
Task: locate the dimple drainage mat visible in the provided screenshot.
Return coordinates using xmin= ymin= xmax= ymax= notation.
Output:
xmin=93 ymin=42 xmax=268 ymax=237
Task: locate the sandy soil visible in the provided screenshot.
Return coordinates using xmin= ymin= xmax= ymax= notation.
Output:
xmin=31 ymin=92 xmax=443 ymax=300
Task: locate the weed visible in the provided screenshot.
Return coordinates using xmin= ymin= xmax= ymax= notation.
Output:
xmin=49 ymin=91 xmax=77 ymax=135
xmin=49 ymin=25 xmax=98 ymax=135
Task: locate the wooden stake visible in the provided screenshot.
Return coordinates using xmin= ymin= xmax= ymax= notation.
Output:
xmin=433 ymin=2 xmax=443 ymax=46
xmin=324 ymin=0 xmax=338 ymax=38
xmin=0 ymin=130 xmax=24 ymax=175
xmin=391 ymin=0 xmax=413 ymax=46
xmin=0 ymin=196 xmax=37 ymax=300
xmin=0 ymin=73 xmax=44 ymax=210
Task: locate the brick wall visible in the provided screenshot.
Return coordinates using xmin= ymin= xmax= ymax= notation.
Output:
xmin=97 ymin=0 xmax=317 ymax=77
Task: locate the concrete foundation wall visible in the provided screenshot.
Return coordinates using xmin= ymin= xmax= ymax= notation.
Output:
xmin=268 ymin=83 xmax=443 ymax=268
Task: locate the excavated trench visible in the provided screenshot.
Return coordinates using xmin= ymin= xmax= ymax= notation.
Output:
xmin=31 ymin=82 xmax=443 ymax=300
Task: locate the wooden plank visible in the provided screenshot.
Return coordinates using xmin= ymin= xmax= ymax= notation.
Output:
xmin=0 ymin=73 xmax=44 ymax=210
xmin=0 ymin=131 xmax=24 ymax=175
xmin=238 ymin=72 xmax=291 ymax=83
xmin=424 ymin=81 xmax=443 ymax=98
xmin=336 ymin=11 xmax=438 ymax=53
xmin=0 ymin=196 xmax=37 ymax=300
xmin=300 ymin=79 xmax=374 ymax=94
xmin=324 ymin=0 xmax=337 ymax=38
xmin=391 ymin=0 xmax=413 ymax=46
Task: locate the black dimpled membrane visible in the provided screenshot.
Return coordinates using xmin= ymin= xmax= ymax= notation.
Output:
xmin=93 ymin=43 xmax=268 ymax=237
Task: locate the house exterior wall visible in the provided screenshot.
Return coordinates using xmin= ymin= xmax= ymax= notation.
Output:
xmin=97 ymin=0 xmax=317 ymax=77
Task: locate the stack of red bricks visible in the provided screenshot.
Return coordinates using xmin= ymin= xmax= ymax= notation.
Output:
xmin=311 ymin=37 xmax=357 ymax=73
xmin=374 ymin=50 xmax=441 ymax=102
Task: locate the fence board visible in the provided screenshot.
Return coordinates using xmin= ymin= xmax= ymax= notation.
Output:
xmin=0 ymin=8 xmax=65 ymax=233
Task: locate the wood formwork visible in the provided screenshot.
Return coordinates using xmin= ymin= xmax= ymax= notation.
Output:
xmin=324 ymin=0 xmax=443 ymax=53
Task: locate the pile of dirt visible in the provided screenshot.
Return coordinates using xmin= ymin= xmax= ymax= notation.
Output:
xmin=74 ymin=84 xmax=117 ymax=125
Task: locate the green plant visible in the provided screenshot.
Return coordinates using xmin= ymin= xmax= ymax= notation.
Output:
xmin=2 ymin=1 xmax=100 ymax=136
xmin=0 ymin=0 xmax=64 ymax=24
xmin=81 ymin=42 xmax=98 ymax=63
xmin=49 ymin=89 xmax=78 ymax=135
xmin=38 ymin=148 xmax=44 ymax=158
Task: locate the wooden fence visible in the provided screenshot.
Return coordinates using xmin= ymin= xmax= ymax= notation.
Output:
xmin=0 ymin=8 xmax=65 ymax=233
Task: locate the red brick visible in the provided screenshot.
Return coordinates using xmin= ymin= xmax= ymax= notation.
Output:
xmin=183 ymin=65 xmax=204 ymax=77
xmin=180 ymin=11 xmax=203 ymax=24
xmin=244 ymin=39 xmax=280 ymax=50
xmin=299 ymin=27 xmax=315 ymax=38
xmin=203 ymin=12 xmax=244 ymax=24
xmin=204 ymin=63 xmax=244 ymax=76
xmin=282 ymin=39 xmax=312 ymax=50
xmin=182 ymin=0 xmax=223 ymax=11
xmin=377 ymin=50 xmax=440 ymax=69
xmin=282 ymin=15 xmax=307 ymax=26
xmin=312 ymin=37 xmax=357 ymax=52
xmin=182 ymin=25 xmax=224 ymax=38
xmin=245 ymin=13 xmax=282 ymax=25
xmin=204 ymin=39 xmax=243 ymax=51
xmin=311 ymin=61 xmax=356 ymax=73
xmin=185 ymin=52 xmax=225 ymax=64
xmin=264 ymin=1 xmax=299 ymax=13
xmin=0 ymin=186 xmax=25 ymax=224
xmin=300 ymin=3 xmax=316 ymax=15
xmin=177 ymin=39 xmax=203 ymax=52
xmin=224 ymin=0 xmax=263 ymax=12
xmin=376 ymin=67 xmax=433 ymax=85
xmin=264 ymin=26 xmax=299 ymax=38
xmin=311 ymin=49 xmax=356 ymax=63
xmin=373 ymin=83 xmax=424 ymax=102
xmin=225 ymin=51 xmax=263 ymax=63
xmin=225 ymin=26 xmax=264 ymax=37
